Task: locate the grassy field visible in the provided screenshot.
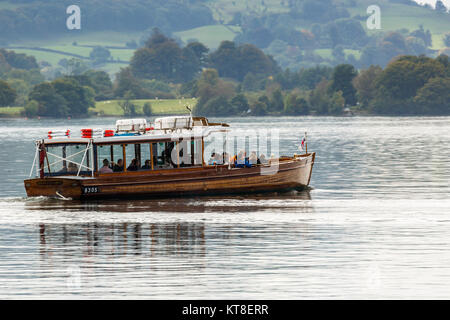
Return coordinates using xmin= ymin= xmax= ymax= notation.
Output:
xmin=315 ymin=49 xmax=362 ymax=60
xmin=0 ymin=98 xmax=197 ymax=118
xmin=346 ymin=0 xmax=450 ymax=49
xmin=0 ymin=107 xmax=24 ymax=117
xmin=174 ymin=25 xmax=241 ymax=49
xmin=92 ymin=98 xmax=197 ymax=116
xmin=208 ymin=0 xmax=289 ymax=23
xmin=6 ymin=31 xmax=140 ymax=75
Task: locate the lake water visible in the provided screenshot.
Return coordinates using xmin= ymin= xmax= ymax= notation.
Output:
xmin=0 ymin=116 xmax=449 ymax=299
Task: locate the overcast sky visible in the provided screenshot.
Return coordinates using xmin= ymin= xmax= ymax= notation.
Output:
xmin=413 ymin=0 xmax=450 ymax=8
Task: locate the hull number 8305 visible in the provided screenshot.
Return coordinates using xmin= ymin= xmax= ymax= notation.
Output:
xmin=83 ymin=186 xmax=99 ymax=194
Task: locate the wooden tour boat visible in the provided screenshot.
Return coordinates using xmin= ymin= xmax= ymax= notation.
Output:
xmin=24 ymin=116 xmax=315 ymax=200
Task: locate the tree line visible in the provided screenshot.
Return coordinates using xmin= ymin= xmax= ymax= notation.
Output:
xmin=1 ymin=31 xmax=450 ymax=118
xmin=0 ymin=0 xmax=213 ymax=45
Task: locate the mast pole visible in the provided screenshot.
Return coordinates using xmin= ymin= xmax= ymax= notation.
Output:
xmin=305 ymin=132 xmax=307 ymax=154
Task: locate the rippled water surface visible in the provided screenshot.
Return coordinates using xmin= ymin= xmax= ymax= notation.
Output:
xmin=0 ymin=116 xmax=449 ymax=299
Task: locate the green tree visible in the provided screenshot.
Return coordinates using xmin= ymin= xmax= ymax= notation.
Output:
xmin=0 ymin=80 xmax=17 ymax=107
xmin=130 ymin=29 xmax=201 ymax=82
xmin=193 ymin=69 xmax=236 ymax=116
xmin=29 ymin=83 xmax=69 ymax=117
xmin=270 ymin=89 xmax=284 ymax=112
xmin=309 ymin=79 xmax=332 ymax=115
xmin=352 ymin=65 xmax=382 ymax=107
xmin=230 ymin=94 xmax=249 ymax=114
xmin=186 ymin=41 xmax=209 ymax=64
xmin=250 ymin=101 xmax=267 ymax=116
xmin=0 ymin=49 xmax=38 ymax=70
xmin=143 ymin=102 xmax=153 ymax=116
xmin=114 ymin=67 xmax=150 ymax=99
xmin=24 ymin=100 xmax=39 ymax=117
xmin=52 ymin=78 xmax=94 ymax=116
xmin=83 ymin=70 xmax=113 ymax=100
xmin=118 ymin=91 xmax=137 ymax=116
xmin=89 ymin=46 xmax=111 ymax=65
xmin=329 ymin=91 xmax=345 ymax=115
xmin=284 ymin=93 xmax=309 ymax=115
xmin=66 ymin=58 xmax=90 ymax=76
xmin=414 ymin=77 xmax=450 ymax=115
xmin=200 ymin=96 xmax=233 ymax=116
xmin=209 ymin=41 xmax=279 ymax=81
xmin=330 ymin=64 xmax=357 ymax=106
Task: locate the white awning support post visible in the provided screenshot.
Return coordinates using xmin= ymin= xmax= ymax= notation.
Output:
xmin=77 ymin=140 xmax=92 ymax=177
xmin=29 ymin=141 xmax=39 ymax=178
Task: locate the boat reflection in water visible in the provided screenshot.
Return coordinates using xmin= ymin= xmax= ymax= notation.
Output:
xmin=30 ymin=190 xmax=313 ymax=262
xmin=38 ymin=222 xmax=207 ymax=259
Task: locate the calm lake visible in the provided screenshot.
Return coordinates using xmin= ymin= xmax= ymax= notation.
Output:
xmin=0 ymin=116 xmax=449 ymax=299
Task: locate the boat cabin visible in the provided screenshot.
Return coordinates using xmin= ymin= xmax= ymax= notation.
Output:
xmin=30 ymin=116 xmax=231 ymax=179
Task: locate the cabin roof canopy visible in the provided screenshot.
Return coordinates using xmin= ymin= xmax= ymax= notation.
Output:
xmin=41 ymin=116 xmax=229 ymax=145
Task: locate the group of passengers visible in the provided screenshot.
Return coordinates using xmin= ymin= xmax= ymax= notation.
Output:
xmin=98 ymin=150 xmax=272 ymax=173
xmin=98 ymin=158 xmax=153 ymax=173
xmin=208 ymin=151 xmax=268 ymax=167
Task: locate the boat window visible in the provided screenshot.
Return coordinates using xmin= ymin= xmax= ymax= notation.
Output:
xmin=153 ymin=142 xmax=175 ymax=169
xmin=44 ymin=144 xmax=91 ymax=176
xmin=176 ymin=139 xmax=202 ymax=167
xmin=96 ymin=144 xmax=125 ymax=173
xmin=125 ymin=143 xmax=140 ymax=171
xmin=140 ymin=143 xmax=152 ymax=170
xmin=97 ymin=145 xmax=112 ymax=172
xmin=204 ymin=133 xmax=227 ymax=165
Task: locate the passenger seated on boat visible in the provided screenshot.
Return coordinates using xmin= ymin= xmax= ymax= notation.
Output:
xmin=259 ymin=154 xmax=267 ymax=164
xmin=68 ymin=162 xmax=78 ymax=173
xmin=249 ymin=151 xmax=258 ymax=165
xmin=58 ymin=165 xmax=68 ymax=173
xmin=208 ymin=152 xmax=218 ymax=165
xmin=99 ymin=159 xmax=113 ymax=174
xmin=112 ymin=159 xmax=124 ymax=172
xmin=127 ymin=159 xmax=139 ymax=171
xmin=141 ymin=160 xmax=152 ymax=170
xmin=236 ymin=151 xmax=248 ymax=168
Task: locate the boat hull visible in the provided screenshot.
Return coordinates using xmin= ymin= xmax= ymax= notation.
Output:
xmin=24 ymin=153 xmax=315 ymax=200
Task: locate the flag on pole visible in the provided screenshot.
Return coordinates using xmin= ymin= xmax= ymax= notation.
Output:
xmin=299 ymin=133 xmax=306 ymax=151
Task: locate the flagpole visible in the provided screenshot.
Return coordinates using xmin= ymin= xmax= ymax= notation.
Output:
xmin=305 ymin=132 xmax=307 ymax=154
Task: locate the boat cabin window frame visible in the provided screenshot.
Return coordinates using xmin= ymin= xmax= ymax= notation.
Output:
xmin=94 ymin=138 xmax=204 ymax=175
xmin=41 ymin=142 xmax=93 ymax=177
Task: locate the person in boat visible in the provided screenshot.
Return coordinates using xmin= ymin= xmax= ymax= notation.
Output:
xmin=127 ymin=159 xmax=139 ymax=171
xmin=99 ymin=159 xmax=113 ymax=174
xmin=236 ymin=151 xmax=247 ymax=168
xmin=259 ymin=154 xmax=267 ymax=164
xmin=215 ymin=152 xmax=224 ymax=164
xmin=208 ymin=152 xmax=218 ymax=166
xmin=249 ymin=151 xmax=258 ymax=165
xmin=142 ymin=159 xmax=151 ymax=170
xmin=230 ymin=154 xmax=237 ymax=164
xmin=68 ymin=162 xmax=78 ymax=173
xmin=112 ymin=159 xmax=124 ymax=172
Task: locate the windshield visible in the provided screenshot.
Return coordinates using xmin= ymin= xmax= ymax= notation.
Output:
xmin=43 ymin=143 xmax=92 ymax=176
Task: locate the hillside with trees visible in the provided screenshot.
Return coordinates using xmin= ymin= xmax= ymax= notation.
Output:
xmin=0 ymin=0 xmax=449 ymax=77
xmin=1 ymin=18 xmax=450 ymax=118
